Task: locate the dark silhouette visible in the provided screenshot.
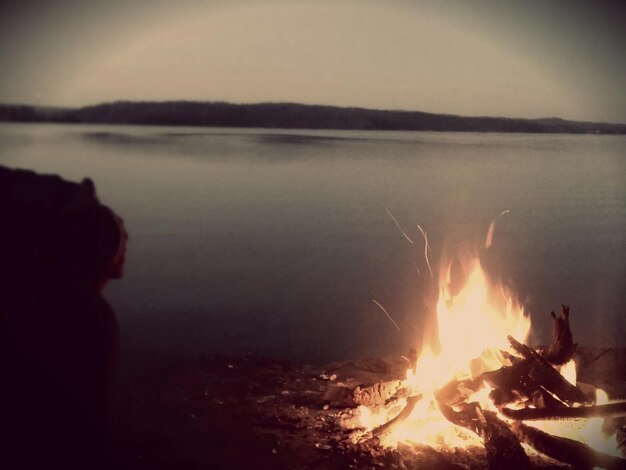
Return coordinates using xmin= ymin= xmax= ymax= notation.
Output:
xmin=0 ymin=166 xmax=127 ymax=469
xmin=1 ymin=100 xmax=625 ymax=134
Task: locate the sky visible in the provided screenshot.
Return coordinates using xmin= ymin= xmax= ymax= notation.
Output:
xmin=0 ymin=0 xmax=624 ymax=123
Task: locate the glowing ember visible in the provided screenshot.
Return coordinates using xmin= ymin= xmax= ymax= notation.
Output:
xmin=528 ymin=379 xmax=620 ymax=457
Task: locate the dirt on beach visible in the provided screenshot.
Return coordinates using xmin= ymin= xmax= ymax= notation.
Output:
xmin=109 ymin=347 xmax=626 ymax=469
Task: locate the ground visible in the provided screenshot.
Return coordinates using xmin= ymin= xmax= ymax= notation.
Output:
xmin=110 ymin=348 xmax=626 ymax=469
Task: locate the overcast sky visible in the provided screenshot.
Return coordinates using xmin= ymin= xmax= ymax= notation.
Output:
xmin=0 ymin=0 xmax=624 ymax=122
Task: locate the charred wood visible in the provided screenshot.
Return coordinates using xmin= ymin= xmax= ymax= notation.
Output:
xmin=438 ymin=402 xmax=530 ymax=470
xmin=478 ymin=409 xmax=531 ymax=470
xmin=435 ymin=376 xmax=485 ymax=407
xmin=512 ymin=422 xmax=626 ymax=470
xmin=438 ymin=401 xmax=480 ymax=433
xmin=530 ymin=387 xmax=568 ymax=409
xmin=508 ymin=335 xmax=590 ymax=405
xmin=482 ymin=359 xmax=566 ymax=409
xmin=507 ymin=336 xmax=550 ymax=364
xmin=488 ymin=388 xmax=519 ymax=407
xmin=481 ymin=359 xmax=531 ymax=392
xmin=501 ymin=401 xmax=626 ymax=421
xmin=482 ymin=360 xmax=535 ymax=406
xmin=323 ymin=379 xmax=405 ymax=408
xmin=540 ymin=305 xmax=577 ymax=365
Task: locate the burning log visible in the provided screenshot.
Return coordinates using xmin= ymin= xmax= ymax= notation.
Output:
xmin=540 ymin=305 xmax=577 ymax=365
xmin=501 ymin=401 xmax=626 ymax=421
xmin=438 ymin=402 xmax=531 ymax=469
xmin=507 ymin=335 xmax=590 ymax=405
xmin=321 ymin=356 xmax=411 ymax=407
xmin=512 ymin=422 xmax=626 ymax=470
xmin=435 ymin=376 xmax=484 ymax=407
xmin=480 ymin=356 xmax=570 ymax=410
xmin=476 ymin=409 xmax=532 ymax=470
xmin=482 ymin=360 xmax=534 ymax=405
xmin=323 ymin=380 xmax=406 ymax=408
xmin=371 ymin=395 xmax=421 ymax=437
xmin=337 ymin=275 xmax=616 ymax=468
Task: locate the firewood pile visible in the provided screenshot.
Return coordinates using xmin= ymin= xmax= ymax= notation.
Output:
xmin=346 ymin=306 xmax=626 ymax=469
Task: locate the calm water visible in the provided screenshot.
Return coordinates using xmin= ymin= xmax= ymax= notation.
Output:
xmin=1 ymin=123 xmax=625 ymax=366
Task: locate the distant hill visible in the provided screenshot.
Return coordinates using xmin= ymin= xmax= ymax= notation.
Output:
xmin=1 ymin=101 xmax=625 ymax=134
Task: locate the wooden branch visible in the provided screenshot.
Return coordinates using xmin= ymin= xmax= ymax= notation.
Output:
xmin=435 ymin=376 xmax=484 ymax=407
xmin=488 ymin=388 xmax=520 ymax=407
xmin=438 ymin=401 xmax=479 ymax=433
xmin=482 ymin=356 xmax=569 ymax=409
xmin=478 ymin=409 xmax=531 ymax=470
xmin=482 ymin=360 xmax=538 ymax=406
xmin=501 ymin=401 xmax=626 ymax=421
xmin=512 ymin=422 xmax=626 ymax=470
xmin=507 ymin=335 xmax=589 ymax=405
xmin=438 ymin=402 xmax=530 ymax=469
xmin=371 ymin=395 xmax=421 ymax=437
xmin=540 ymin=305 xmax=577 ymax=366
xmin=507 ymin=335 xmax=548 ymax=362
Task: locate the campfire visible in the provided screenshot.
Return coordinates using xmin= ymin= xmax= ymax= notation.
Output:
xmin=165 ymin=220 xmax=626 ymax=469
xmin=340 ymin=253 xmax=626 ymax=469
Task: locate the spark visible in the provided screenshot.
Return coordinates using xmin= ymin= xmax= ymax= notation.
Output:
xmin=385 ymin=207 xmax=414 ymax=244
xmin=485 ymin=209 xmax=510 ymax=249
xmin=416 ymin=225 xmax=434 ymax=278
xmin=372 ymin=299 xmax=401 ymax=332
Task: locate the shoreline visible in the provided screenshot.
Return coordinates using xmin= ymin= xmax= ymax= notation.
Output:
xmin=110 ymin=346 xmax=626 ymax=468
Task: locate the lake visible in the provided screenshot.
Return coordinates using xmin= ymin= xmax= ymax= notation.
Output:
xmin=1 ymin=123 xmax=625 ymax=368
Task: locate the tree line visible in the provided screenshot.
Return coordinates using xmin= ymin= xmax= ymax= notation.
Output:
xmin=1 ymin=101 xmax=624 ymax=134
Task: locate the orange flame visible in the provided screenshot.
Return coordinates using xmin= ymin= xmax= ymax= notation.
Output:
xmin=431 ymin=259 xmax=530 ymax=384
xmin=355 ymin=256 xmax=531 ymax=448
xmin=350 ymin=254 xmax=618 ymax=457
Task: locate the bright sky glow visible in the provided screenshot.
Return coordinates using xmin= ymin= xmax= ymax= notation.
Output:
xmin=0 ymin=0 xmax=624 ymax=122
